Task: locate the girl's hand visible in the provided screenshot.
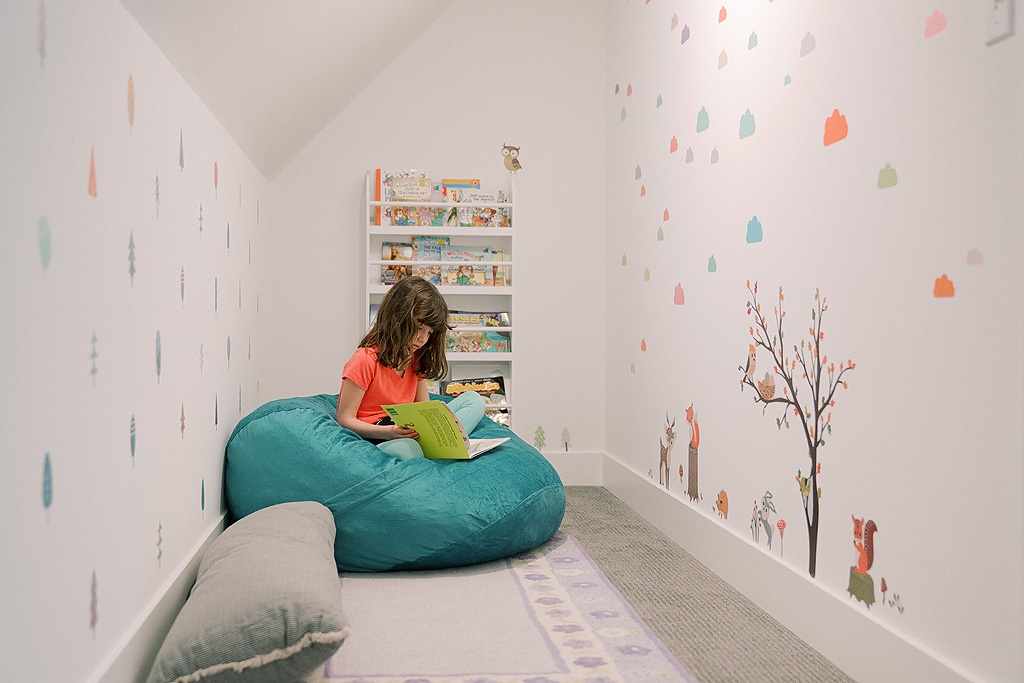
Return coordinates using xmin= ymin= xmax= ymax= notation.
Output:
xmin=389 ymin=424 xmax=419 ymax=440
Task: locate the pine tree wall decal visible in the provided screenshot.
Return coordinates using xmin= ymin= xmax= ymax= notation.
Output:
xmin=42 ymin=452 xmax=53 ymax=521
xmin=127 ymin=75 xmax=135 ymax=131
xmin=90 ymin=333 xmax=98 ymax=385
xmin=561 ymin=428 xmax=571 ymax=452
xmin=128 ymin=232 xmax=136 ymax=285
xmin=155 ymin=331 xmax=161 ymax=383
xmin=533 ymin=426 xmax=546 ymax=449
xmin=130 ymin=415 xmax=136 ymax=467
xmin=88 ymin=146 xmax=97 ymax=197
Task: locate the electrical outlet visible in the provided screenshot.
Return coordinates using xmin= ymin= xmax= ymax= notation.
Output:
xmin=986 ymin=0 xmax=1015 ymax=45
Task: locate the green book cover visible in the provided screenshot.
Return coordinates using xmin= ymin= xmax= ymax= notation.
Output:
xmin=381 ymin=400 xmax=507 ymax=460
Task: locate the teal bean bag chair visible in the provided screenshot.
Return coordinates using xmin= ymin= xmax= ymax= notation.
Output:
xmin=225 ymin=394 xmax=565 ymax=572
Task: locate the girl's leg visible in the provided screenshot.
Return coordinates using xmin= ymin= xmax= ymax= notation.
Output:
xmin=447 ymin=391 xmax=486 ymax=434
xmin=377 ymin=438 xmax=424 ymax=461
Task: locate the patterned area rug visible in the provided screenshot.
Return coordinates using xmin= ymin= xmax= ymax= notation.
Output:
xmin=304 ymin=534 xmax=695 ymax=683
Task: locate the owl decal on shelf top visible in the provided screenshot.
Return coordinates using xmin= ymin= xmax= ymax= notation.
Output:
xmin=502 ymin=144 xmax=522 ymax=173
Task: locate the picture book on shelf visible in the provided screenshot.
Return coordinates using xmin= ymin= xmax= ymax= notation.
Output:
xmin=446 ymin=330 xmax=511 ymax=353
xmin=439 ymin=376 xmax=507 ymax=405
xmin=381 ymin=400 xmax=508 ymax=459
xmin=448 ymin=310 xmax=510 ymax=327
xmin=380 ymin=241 xmax=412 ymax=284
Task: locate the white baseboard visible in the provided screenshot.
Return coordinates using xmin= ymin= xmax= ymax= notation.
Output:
xmin=599 ymin=455 xmax=978 ymax=683
xmin=541 ymin=451 xmax=603 ymax=485
xmin=89 ymin=515 xmax=226 ymax=683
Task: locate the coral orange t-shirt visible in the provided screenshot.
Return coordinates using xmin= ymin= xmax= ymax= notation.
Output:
xmin=341 ymin=347 xmax=420 ymax=424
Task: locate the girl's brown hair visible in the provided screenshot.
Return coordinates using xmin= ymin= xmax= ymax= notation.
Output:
xmin=360 ymin=276 xmax=451 ymax=380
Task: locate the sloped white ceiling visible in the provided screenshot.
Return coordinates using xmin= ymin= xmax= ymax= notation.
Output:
xmin=121 ymin=0 xmax=456 ymax=178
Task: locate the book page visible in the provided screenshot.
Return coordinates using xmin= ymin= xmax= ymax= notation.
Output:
xmin=382 ymin=401 xmax=468 ymax=459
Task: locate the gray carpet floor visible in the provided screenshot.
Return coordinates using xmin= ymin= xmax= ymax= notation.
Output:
xmin=558 ymin=486 xmax=856 ymax=683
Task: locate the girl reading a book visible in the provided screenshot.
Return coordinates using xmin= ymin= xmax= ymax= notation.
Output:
xmin=336 ymin=276 xmax=485 ymax=460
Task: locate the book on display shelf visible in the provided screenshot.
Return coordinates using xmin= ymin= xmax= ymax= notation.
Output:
xmin=445 ymin=330 xmax=511 ymax=353
xmin=448 ymin=310 xmax=510 ymax=328
xmin=439 ymin=376 xmax=507 ymax=404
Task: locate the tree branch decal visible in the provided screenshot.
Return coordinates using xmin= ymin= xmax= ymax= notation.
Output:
xmin=739 ymin=280 xmax=855 ymax=577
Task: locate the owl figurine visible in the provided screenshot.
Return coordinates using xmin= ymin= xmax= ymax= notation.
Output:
xmin=502 ymin=144 xmax=522 ymax=173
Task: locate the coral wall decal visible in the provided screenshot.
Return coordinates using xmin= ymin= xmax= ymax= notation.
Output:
xmin=933 ymin=274 xmax=955 ymax=297
xmin=824 ymin=109 xmax=849 ymax=146
xmin=924 ymin=10 xmax=947 ymax=39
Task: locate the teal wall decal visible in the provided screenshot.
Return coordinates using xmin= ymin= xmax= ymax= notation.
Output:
xmin=784 ymin=74 xmax=792 ymax=85
xmin=130 ymin=415 xmax=136 ymax=467
xmin=155 ymin=331 xmax=161 ymax=383
xmin=38 ymin=215 xmax=51 ymax=271
xmin=128 ymin=232 xmax=136 ymax=285
xmin=708 ymin=255 xmax=717 ymax=272
xmin=746 ymin=216 xmax=764 ymax=243
xmin=657 ymin=94 xmax=663 ymax=108
xmin=739 ymin=109 xmax=756 ymax=139
xmin=43 ymin=452 xmax=53 ymax=520
xmin=748 ymin=32 xmax=758 ymax=50
xmin=697 ymin=106 xmax=709 ymax=133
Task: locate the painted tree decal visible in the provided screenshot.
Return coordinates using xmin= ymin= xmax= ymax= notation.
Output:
xmin=128 ymin=232 xmax=136 ymax=285
xmin=739 ymin=281 xmax=855 ymax=577
xmin=560 ymin=428 xmax=571 ymax=451
xmin=534 ymin=425 xmax=546 ymax=449
xmin=43 ymin=452 xmax=53 ymax=520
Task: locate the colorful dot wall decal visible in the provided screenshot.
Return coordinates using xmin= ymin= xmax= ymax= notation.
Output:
xmin=933 ymin=274 xmax=955 ymax=297
xmin=746 ymin=216 xmax=763 ymax=243
xmin=877 ymin=163 xmax=897 ymax=188
xmin=739 ymin=109 xmax=756 ymax=139
xmin=641 ymin=339 xmax=647 ymax=351
xmin=800 ymin=32 xmax=816 ymax=56
xmin=924 ymin=10 xmax=947 ymax=39
xmin=681 ymin=25 xmax=691 ymax=44
xmin=784 ymin=74 xmax=792 ymax=85
xmin=674 ymin=284 xmax=685 ymax=305
xmin=696 ymin=107 xmax=709 ymax=133
xmin=38 ymin=216 xmax=51 ymax=270
xmin=824 ymin=109 xmax=848 ymax=146
xmin=708 ymin=255 xmax=717 ymax=272
xmin=670 ymin=136 xmax=679 ymax=153
xmin=671 ymin=13 xmax=678 ymax=30
xmin=657 ymin=94 xmax=663 ymax=108
xmin=748 ymin=32 xmax=758 ymax=49
xmin=718 ymin=6 xmax=727 ymax=22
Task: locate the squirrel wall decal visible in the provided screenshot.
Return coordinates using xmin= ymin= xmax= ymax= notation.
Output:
xmin=852 ymin=515 xmax=878 ymax=575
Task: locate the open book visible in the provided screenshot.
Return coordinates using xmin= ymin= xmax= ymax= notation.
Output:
xmin=381 ymin=400 xmax=509 ymax=460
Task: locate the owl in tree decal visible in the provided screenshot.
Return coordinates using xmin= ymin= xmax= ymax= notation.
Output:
xmin=502 ymin=144 xmax=522 ymax=173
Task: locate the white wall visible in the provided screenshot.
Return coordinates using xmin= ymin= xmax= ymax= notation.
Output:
xmin=0 ymin=1 xmax=265 ymax=679
xmin=603 ymin=2 xmax=1023 ymax=682
xmin=262 ymin=0 xmax=608 ymax=451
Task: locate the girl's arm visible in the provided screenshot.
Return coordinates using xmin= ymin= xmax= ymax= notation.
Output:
xmin=336 ymin=379 xmax=418 ymax=441
xmin=415 ymin=378 xmax=430 ymax=403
